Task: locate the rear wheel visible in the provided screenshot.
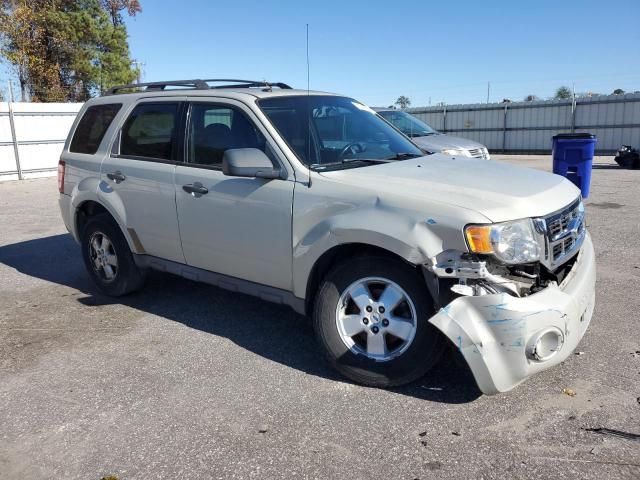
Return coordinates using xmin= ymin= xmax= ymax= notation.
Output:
xmin=80 ymin=214 xmax=145 ymax=296
xmin=313 ymin=256 xmax=445 ymax=387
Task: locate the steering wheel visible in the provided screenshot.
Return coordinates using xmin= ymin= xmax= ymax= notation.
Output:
xmin=338 ymin=142 xmax=365 ymax=160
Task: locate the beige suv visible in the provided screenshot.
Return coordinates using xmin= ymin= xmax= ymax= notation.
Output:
xmin=58 ymin=79 xmax=596 ymax=394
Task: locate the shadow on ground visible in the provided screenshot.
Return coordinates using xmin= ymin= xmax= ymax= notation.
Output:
xmin=591 ymin=163 xmax=623 ymax=170
xmin=0 ymin=233 xmax=481 ymax=404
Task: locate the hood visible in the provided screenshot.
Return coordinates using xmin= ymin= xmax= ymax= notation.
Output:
xmin=412 ymin=133 xmax=485 ymax=152
xmin=320 ymin=155 xmax=580 ymax=223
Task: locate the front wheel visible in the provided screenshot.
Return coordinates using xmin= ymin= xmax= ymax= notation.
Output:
xmin=313 ymin=256 xmax=445 ymax=387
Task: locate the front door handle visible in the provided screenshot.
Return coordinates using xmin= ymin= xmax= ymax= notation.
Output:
xmin=106 ymin=171 xmax=126 ymax=183
xmin=182 ymin=182 xmax=209 ymax=195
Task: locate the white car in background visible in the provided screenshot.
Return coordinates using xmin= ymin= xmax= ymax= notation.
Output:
xmin=376 ymin=109 xmax=490 ymax=159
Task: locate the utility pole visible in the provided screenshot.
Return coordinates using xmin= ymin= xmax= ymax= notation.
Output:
xmin=131 ymin=59 xmax=143 ymax=84
xmin=571 ymin=82 xmax=577 ymax=133
xmin=486 ymin=81 xmax=490 ymax=104
xmin=8 ymin=80 xmax=23 ymax=180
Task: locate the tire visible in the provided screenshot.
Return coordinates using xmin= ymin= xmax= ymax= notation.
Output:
xmin=313 ymin=256 xmax=445 ymax=387
xmin=80 ymin=214 xmax=146 ymax=296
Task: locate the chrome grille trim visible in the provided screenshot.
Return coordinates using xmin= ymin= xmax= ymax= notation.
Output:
xmin=468 ymin=147 xmax=490 ymax=159
xmin=468 ymin=148 xmax=486 ymax=159
xmin=537 ymin=198 xmax=585 ymax=270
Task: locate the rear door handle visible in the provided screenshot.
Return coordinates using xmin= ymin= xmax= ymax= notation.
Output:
xmin=182 ymin=182 xmax=208 ymax=195
xmin=106 ymin=171 xmax=126 ymax=183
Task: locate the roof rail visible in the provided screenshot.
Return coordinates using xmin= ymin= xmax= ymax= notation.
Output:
xmin=204 ymin=79 xmax=293 ymax=90
xmin=104 ymin=78 xmax=292 ymax=96
xmin=105 ymin=79 xmax=210 ymax=95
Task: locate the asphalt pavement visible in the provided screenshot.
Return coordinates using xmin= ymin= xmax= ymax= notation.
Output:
xmin=0 ymin=155 xmax=638 ymax=479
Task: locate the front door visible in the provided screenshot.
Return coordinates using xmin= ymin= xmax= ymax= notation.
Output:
xmin=99 ymin=100 xmax=185 ymax=263
xmin=174 ymin=101 xmax=294 ymax=290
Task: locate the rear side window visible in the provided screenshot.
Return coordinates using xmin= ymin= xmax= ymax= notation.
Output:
xmin=69 ymin=104 xmax=122 ymax=154
xmin=120 ymin=103 xmax=179 ymax=160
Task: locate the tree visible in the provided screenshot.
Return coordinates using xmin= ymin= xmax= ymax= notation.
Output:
xmin=612 ymin=88 xmax=625 ymax=95
xmin=524 ymin=94 xmax=539 ymax=102
xmin=0 ymin=0 xmax=141 ymax=102
xmin=395 ymin=95 xmax=411 ymax=109
xmin=555 ymin=86 xmax=573 ymax=99
xmin=101 ymin=0 xmax=141 ymax=25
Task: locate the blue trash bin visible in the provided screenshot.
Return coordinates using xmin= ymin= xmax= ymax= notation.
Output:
xmin=552 ymin=133 xmax=597 ymax=198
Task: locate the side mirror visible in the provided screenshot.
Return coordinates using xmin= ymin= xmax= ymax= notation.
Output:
xmin=222 ymin=148 xmax=284 ymax=179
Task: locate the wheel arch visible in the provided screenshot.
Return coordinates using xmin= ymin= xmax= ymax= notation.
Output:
xmin=73 ymin=199 xmax=139 ymax=254
xmin=303 ymin=243 xmax=421 ymax=317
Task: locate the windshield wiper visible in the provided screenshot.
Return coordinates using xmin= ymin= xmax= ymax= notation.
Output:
xmin=310 ymin=158 xmax=390 ymax=170
xmin=342 ymin=158 xmax=389 ymax=164
xmin=386 ymin=153 xmax=422 ymax=160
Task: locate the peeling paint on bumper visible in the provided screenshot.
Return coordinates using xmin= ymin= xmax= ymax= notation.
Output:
xmin=429 ymin=232 xmax=596 ymax=395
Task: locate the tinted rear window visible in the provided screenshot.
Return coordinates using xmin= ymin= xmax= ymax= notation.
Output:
xmin=70 ymin=104 xmax=122 ymax=154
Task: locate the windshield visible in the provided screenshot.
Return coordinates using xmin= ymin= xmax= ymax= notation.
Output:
xmin=258 ymin=95 xmax=423 ymax=170
xmin=378 ymin=110 xmax=438 ymax=137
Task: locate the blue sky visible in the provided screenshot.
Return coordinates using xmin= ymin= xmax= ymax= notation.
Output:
xmin=123 ymin=0 xmax=640 ymax=106
xmin=3 ymin=0 xmax=640 ymax=105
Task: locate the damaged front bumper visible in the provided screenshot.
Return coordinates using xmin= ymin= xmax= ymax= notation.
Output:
xmin=429 ymin=232 xmax=596 ymax=395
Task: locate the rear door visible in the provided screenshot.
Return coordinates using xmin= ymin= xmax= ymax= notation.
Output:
xmin=98 ymin=99 xmax=185 ymax=263
xmin=174 ymin=99 xmax=294 ymax=290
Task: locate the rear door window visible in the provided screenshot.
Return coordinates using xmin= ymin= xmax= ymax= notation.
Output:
xmin=120 ymin=103 xmax=179 ymax=160
xmin=70 ymin=103 xmax=122 ymax=154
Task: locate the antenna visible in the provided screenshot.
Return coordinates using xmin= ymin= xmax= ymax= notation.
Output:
xmin=306 ymin=23 xmax=312 ymax=187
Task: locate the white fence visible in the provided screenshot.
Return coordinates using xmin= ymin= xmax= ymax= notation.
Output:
xmin=1 ymin=102 xmax=82 ymax=181
xmin=2 ymin=93 xmax=640 ymax=182
xmin=408 ymin=93 xmax=640 ymax=154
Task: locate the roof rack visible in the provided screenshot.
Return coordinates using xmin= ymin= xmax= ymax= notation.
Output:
xmin=104 ymin=79 xmax=292 ymax=96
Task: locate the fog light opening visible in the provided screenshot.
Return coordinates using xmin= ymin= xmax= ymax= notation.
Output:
xmin=527 ymin=328 xmax=564 ymax=362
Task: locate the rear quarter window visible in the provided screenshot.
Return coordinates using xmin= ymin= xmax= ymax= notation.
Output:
xmin=69 ymin=104 xmax=122 ymax=154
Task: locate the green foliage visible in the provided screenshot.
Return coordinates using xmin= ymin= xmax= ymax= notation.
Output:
xmin=554 ymin=86 xmax=573 ymax=99
xmin=524 ymin=94 xmax=539 ymax=102
xmin=612 ymin=88 xmax=625 ymax=95
xmin=0 ymin=0 xmax=141 ymax=102
xmin=395 ymin=95 xmax=411 ymax=109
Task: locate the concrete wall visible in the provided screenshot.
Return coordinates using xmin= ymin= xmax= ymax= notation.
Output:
xmin=407 ymin=93 xmax=640 ymax=154
xmin=0 ymin=103 xmax=82 ymax=181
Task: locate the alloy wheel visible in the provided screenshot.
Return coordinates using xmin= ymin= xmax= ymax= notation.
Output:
xmin=335 ymin=276 xmax=417 ymax=362
xmin=88 ymin=231 xmax=119 ymax=283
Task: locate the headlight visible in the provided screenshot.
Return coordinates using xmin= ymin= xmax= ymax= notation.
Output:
xmin=465 ymin=219 xmax=540 ymax=264
xmin=441 ymin=148 xmax=466 ymax=156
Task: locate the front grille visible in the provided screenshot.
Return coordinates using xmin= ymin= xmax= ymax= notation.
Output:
xmin=552 ymin=236 xmax=575 ymax=260
xmin=468 ymin=148 xmax=484 ymax=158
xmin=539 ymin=198 xmax=585 ymax=269
xmin=547 ymin=202 xmax=581 ymax=240
xmin=468 ymin=147 xmax=489 ymax=159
